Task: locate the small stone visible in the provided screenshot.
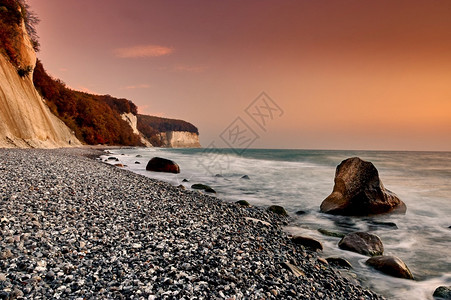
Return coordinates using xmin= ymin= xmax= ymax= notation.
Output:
xmin=45 ymin=271 xmax=56 ymax=281
xmin=0 ymin=273 xmax=6 ymax=281
xmin=326 ymin=257 xmax=352 ymax=269
xmin=295 ymin=210 xmax=307 ymax=215
xmin=292 ymin=236 xmax=323 ymax=251
xmin=10 ymin=288 xmax=23 ymax=299
xmin=235 ymin=200 xmax=250 ymax=207
xmin=132 ymin=243 xmax=142 ymax=249
xmin=240 ymin=175 xmax=250 ymax=180
xmin=0 ymin=249 xmax=13 ymax=260
xmin=267 ymin=205 xmax=288 ymax=217
xmin=270 ymin=289 xmax=278 ymax=296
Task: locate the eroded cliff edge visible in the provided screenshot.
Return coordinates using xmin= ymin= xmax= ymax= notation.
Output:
xmin=0 ymin=12 xmax=79 ymax=148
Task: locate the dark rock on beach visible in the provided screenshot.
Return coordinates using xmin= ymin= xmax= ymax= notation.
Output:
xmin=146 ymin=157 xmax=180 ymax=173
xmin=326 ymin=257 xmax=352 ymax=269
xmin=366 ymin=256 xmax=414 ymax=280
xmin=236 ymin=200 xmax=251 ymax=207
xmin=292 ymin=235 xmax=323 ymax=251
xmin=433 ymin=286 xmax=451 ymax=299
xmin=338 ymin=232 xmax=384 ymax=256
xmin=191 ymin=183 xmax=216 ymax=193
xmin=320 ymin=157 xmax=406 ymax=216
xmin=267 ymin=205 xmax=288 ymax=217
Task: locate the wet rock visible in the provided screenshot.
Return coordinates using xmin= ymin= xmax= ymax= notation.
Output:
xmin=241 ymin=175 xmax=250 ymax=180
xmin=235 ymin=200 xmax=250 ymax=207
xmin=214 ymin=174 xmax=223 ymax=177
xmin=191 ymin=184 xmax=216 ymax=193
xmin=267 ymin=205 xmax=288 ymax=217
xmin=318 ymin=228 xmax=345 ymax=238
xmin=320 ymin=157 xmax=406 ymax=216
xmin=433 ymin=286 xmax=451 ymax=299
xmin=292 ymin=235 xmax=323 ymax=251
xmin=295 ymin=210 xmax=307 ymax=215
xmin=134 ymin=161 xmax=141 ymax=164
xmin=338 ymin=232 xmax=384 ymax=256
xmin=326 ymin=257 xmax=352 ymax=269
xmin=182 ymin=179 xmax=189 ymax=182
xmin=114 ymin=163 xmax=124 ymax=167
xmin=368 ymin=221 xmax=398 ymax=229
xmin=146 ymin=157 xmax=180 ymax=173
xmin=107 ymin=157 xmax=117 ymax=160
xmin=366 ymin=256 xmax=414 ymax=280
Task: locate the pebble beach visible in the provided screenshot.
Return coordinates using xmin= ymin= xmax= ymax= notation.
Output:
xmin=0 ymin=148 xmax=384 ymax=299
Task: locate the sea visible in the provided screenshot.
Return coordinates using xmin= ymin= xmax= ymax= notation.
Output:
xmin=102 ymin=147 xmax=451 ymax=300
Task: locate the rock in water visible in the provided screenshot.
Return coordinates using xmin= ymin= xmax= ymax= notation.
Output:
xmin=267 ymin=205 xmax=288 ymax=217
xmin=365 ymin=256 xmax=414 ymax=280
xmin=320 ymin=157 xmax=406 ymax=216
xmin=433 ymin=286 xmax=451 ymax=299
xmin=326 ymin=257 xmax=352 ymax=269
xmin=146 ymin=157 xmax=180 ymax=174
xmin=338 ymin=232 xmax=384 ymax=256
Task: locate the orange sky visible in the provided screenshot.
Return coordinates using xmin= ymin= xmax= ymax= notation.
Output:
xmin=28 ymin=0 xmax=451 ymax=150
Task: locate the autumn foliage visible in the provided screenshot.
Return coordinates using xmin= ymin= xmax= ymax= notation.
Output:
xmin=33 ymin=60 xmax=142 ymax=145
xmin=0 ymin=0 xmax=39 ymax=67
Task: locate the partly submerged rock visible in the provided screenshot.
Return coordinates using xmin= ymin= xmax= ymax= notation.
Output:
xmin=433 ymin=286 xmax=451 ymax=299
xmin=146 ymin=157 xmax=180 ymax=174
xmin=366 ymin=255 xmax=414 ymax=280
xmin=326 ymin=257 xmax=352 ymax=269
xmin=267 ymin=205 xmax=288 ymax=217
xmin=191 ymin=184 xmax=216 ymax=193
xmin=295 ymin=210 xmax=307 ymax=215
xmin=236 ymin=200 xmax=251 ymax=207
xmin=241 ymin=175 xmax=250 ymax=180
xmin=318 ymin=228 xmax=345 ymax=238
xmin=320 ymin=157 xmax=406 ymax=216
xmin=338 ymin=232 xmax=383 ymax=256
xmin=292 ymin=235 xmax=323 ymax=251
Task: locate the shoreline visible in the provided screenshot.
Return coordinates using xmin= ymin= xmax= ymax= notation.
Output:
xmin=0 ymin=148 xmax=383 ymax=299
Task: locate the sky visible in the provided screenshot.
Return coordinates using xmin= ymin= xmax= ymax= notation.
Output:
xmin=28 ymin=0 xmax=451 ymax=151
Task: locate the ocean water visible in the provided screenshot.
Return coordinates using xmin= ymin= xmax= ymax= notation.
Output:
xmin=102 ymin=148 xmax=451 ymax=300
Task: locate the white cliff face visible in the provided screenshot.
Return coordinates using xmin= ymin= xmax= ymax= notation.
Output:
xmin=159 ymin=131 xmax=201 ymax=148
xmin=121 ymin=113 xmax=152 ymax=147
xmin=0 ymin=21 xmax=80 ymax=148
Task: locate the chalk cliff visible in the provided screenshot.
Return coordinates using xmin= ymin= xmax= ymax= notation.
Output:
xmin=0 ymin=18 xmax=79 ymax=148
xmin=121 ymin=113 xmax=152 ymax=147
xmin=159 ymin=131 xmax=201 ymax=148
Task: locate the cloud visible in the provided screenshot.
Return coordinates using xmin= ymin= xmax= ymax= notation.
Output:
xmin=173 ymin=64 xmax=208 ymax=73
xmin=114 ymin=45 xmax=174 ymax=58
xmin=122 ymin=84 xmax=150 ymax=90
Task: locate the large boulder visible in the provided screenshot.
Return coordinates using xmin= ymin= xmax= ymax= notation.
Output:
xmin=366 ymin=255 xmax=414 ymax=280
xmin=338 ymin=232 xmax=383 ymax=256
xmin=146 ymin=157 xmax=180 ymax=174
xmin=320 ymin=157 xmax=406 ymax=216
